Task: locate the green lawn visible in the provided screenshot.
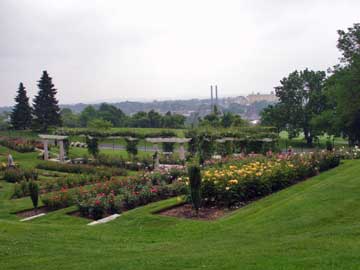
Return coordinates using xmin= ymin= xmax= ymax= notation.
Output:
xmin=1 ymin=154 xmax=360 ymax=268
xmin=68 ymin=146 xmax=153 ymax=159
xmin=279 ymin=131 xmax=348 ymax=150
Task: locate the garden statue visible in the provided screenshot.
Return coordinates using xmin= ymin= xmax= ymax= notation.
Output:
xmin=7 ymin=152 xmax=15 ymax=167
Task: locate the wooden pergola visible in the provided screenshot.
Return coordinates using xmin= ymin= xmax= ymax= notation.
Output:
xmin=145 ymin=137 xmax=192 ymax=168
xmin=39 ymin=134 xmax=68 ymax=162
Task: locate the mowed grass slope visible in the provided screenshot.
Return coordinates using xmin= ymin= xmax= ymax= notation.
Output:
xmin=1 ymin=161 xmax=360 ymax=269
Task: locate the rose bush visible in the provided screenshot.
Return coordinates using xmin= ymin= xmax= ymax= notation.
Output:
xmin=41 ymin=173 xmax=187 ymax=219
xmin=0 ymin=137 xmax=35 ymax=152
xmin=200 ymin=151 xmax=340 ymax=208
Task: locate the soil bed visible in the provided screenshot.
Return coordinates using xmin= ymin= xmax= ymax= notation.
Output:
xmin=67 ymin=210 xmax=114 ymax=221
xmin=158 ymin=203 xmax=232 ymax=221
xmin=15 ymin=206 xmax=50 ymax=218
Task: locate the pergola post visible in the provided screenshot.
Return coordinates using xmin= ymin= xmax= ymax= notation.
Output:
xmin=154 ymin=143 xmax=160 ymax=169
xmin=43 ymin=139 xmax=49 ymax=160
xmin=39 ymin=134 xmax=69 ymax=163
xmin=58 ymin=140 xmax=65 ymax=162
xmin=145 ymin=137 xmax=191 ymax=168
xmin=179 ymin=143 xmax=185 ymax=161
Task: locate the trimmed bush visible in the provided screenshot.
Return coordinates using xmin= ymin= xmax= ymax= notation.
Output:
xmin=36 ymin=161 xmax=127 ymax=177
xmin=4 ymin=168 xmax=38 ymax=183
xmin=188 ymin=164 xmax=202 ymax=214
xmin=0 ymin=137 xmax=35 ymax=153
xmin=28 ymin=181 xmax=39 ymax=209
xmin=92 ymin=154 xmax=151 ymax=171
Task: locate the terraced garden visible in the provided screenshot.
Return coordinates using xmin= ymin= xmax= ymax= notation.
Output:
xmin=1 ymin=137 xmax=360 ymax=269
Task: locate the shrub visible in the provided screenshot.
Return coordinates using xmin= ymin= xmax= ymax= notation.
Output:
xmin=28 ymin=181 xmax=39 ymax=209
xmin=41 ymin=188 xmax=75 ymax=210
xmin=0 ymin=137 xmax=35 ymax=153
xmin=93 ymin=154 xmax=150 ymax=171
xmin=125 ymin=138 xmax=138 ymax=158
xmin=86 ymin=136 xmax=99 ymax=157
xmin=162 ymin=142 xmax=175 ymax=153
xmin=188 ymin=164 xmax=202 ymax=214
xmin=336 ymin=146 xmax=360 ymax=160
xmin=36 ymin=161 xmax=127 ymax=176
xmin=13 ymin=181 xmax=29 ymax=198
xmin=3 ymin=168 xmax=38 ymax=183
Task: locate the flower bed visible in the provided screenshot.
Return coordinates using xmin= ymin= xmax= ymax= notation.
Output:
xmin=0 ymin=137 xmax=35 ymax=153
xmin=336 ymin=146 xmax=360 ymax=159
xmin=12 ymin=174 xmax=111 ymax=198
xmin=3 ymin=167 xmax=38 ymax=183
xmin=91 ymin=154 xmax=151 ymax=171
xmin=36 ymin=161 xmax=127 ymax=177
xmin=200 ymin=151 xmax=340 ymax=208
xmin=41 ymin=173 xmax=188 ymax=219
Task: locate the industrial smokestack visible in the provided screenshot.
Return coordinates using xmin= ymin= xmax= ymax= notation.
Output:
xmin=210 ymin=85 xmax=213 ymax=106
xmin=215 ymin=85 xmax=218 ymax=105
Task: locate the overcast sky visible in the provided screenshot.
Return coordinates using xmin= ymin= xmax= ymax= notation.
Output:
xmin=0 ymin=0 xmax=359 ymax=106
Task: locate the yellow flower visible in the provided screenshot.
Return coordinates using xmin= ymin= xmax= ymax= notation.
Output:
xmin=228 ymin=179 xmax=238 ymax=185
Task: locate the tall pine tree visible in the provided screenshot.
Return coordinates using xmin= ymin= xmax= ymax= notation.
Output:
xmin=10 ymin=83 xmax=32 ymax=130
xmin=32 ymin=71 xmax=61 ymax=131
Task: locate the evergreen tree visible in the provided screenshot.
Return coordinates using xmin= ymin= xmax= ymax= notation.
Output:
xmin=10 ymin=83 xmax=32 ymax=130
xmin=32 ymin=71 xmax=61 ymax=131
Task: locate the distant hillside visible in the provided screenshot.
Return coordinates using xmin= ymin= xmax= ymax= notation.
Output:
xmin=1 ymin=95 xmax=277 ymax=121
xmin=0 ymin=106 xmax=12 ymax=114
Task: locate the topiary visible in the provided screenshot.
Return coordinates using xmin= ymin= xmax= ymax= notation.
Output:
xmin=188 ymin=163 xmax=202 ymax=215
xmin=28 ymin=181 xmax=39 ymax=209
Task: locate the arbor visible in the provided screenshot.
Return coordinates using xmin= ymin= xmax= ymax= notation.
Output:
xmin=261 ymin=69 xmax=327 ymax=145
xmin=32 ymin=71 xmax=61 ymax=131
xmin=10 ymin=83 xmax=32 ymax=130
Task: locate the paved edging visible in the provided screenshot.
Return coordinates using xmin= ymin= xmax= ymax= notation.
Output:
xmin=87 ymin=214 xmax=120 ymax=226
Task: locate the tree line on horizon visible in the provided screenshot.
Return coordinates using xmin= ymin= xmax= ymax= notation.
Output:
xmin=61 ymin=104 xmax=187 ymax=129
xmin=261 ymin=23 xmax=360 ymax=146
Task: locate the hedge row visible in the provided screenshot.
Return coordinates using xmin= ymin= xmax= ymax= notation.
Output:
xmin=0 ymin=137 xmax=35 ymax=153
xmin=36 ymin=161 xmax=127 ymax=177
xmin=54 ymin=128 xmax=178 ymax=139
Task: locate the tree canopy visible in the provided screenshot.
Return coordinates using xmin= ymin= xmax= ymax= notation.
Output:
xmin=32 ymin=71 xmax=61 ymax=131
xmin=10 ymin=83 xmax=32 ymax=130
xmin=260 ymin=69 xmax=327 ymax=145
